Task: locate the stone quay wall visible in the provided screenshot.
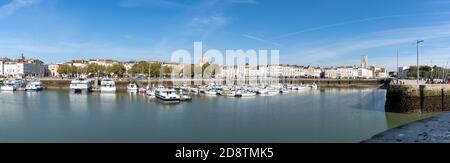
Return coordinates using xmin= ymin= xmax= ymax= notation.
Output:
xmin=385 ymin=84 xmax=450 ymax=113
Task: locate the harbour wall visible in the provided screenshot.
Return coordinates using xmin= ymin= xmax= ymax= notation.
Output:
xmin=385 ymin=84 xmax=450 ymax=113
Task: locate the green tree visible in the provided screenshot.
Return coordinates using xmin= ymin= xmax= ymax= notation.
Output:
xmin=85 ymin=63 xmax=106 ymax=76
xmin=57 ymin=65 xmax=72 ymax=76
xmin=161 ymin=66 xmax=173 ymax=77
xmin=128 ymin=61 xmax=150 ymax=75
xmin=149 ymin=62 xmax=162 ymax=77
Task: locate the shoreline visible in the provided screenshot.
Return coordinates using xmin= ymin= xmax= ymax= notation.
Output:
xmin=363 ymin=112 xmax=450 ymax=143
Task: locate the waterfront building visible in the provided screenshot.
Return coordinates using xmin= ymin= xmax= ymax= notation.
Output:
xmin=0 ymin=58 xmax=8 ymax=76
xmin=398 ymin=66 xmax=410 ymax=79
xmin=305 ymin=66 xmax=322 ymax=78
xmin=358 ymin=68 xmax=373 ymax=79
xmin=47 ymin=64 xmax=60 ymax=77
xmin=121 ymin=61 xmax=136 ymax=73
xmin=1 ymin=55 xmax=46 ymax=78
xmin=324 ymin=68 xmax=338 ymax=79
xmin=373 ymin=67 xmax=388 ymax=79
xmin=66 ymin=60 xmax=89 ymax=68
xmin=88 ymin=59 xmax=118 ymax=67
xmin=324 ymin=66 xmax=359 ymax=79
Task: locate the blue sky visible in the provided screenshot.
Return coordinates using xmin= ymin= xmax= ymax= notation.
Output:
xmin=1 ymin=0 xmax=450 ymax=71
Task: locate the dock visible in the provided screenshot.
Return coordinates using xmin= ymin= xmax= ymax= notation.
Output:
xmin=385 ymin=84 xmax=450 ymax=113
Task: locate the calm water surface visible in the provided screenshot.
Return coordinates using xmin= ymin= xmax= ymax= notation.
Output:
xmin=0 ymin=88 xmax=436 ymax=143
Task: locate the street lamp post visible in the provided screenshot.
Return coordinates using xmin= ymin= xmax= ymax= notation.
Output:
xmin=416 ymin=40 xmax=424 ymax=85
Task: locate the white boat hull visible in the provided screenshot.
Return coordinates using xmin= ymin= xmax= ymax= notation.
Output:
xmin=101 ymin=87 xmax=116 ymax=93
xmin=204 ymin=91 xmax=218 ymax=96
xmin=241 ymin=93 xmax=257 ymax=97
xmin=1 ymin=86 xmax=17 ymax=91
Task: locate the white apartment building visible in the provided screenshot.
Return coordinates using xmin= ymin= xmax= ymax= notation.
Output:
xmin=2 ymin=59 xmax=46 ymax=77
xmin=358 ymin=68 xmax=373 ymax=79
xmin=89 ymin=59 xmax=118 ymax=67
xmin=217 ymin=64 xmax=320 ymax=79
xmin=0 ymin=60 xmax=4 ymax=76
xmin=306 ymin=66 xmax=322 ymax=78
xmin=324 ymin=67 xmax=359 ymax=79
xmin=67 ymin=60 xmax=89 ymax=68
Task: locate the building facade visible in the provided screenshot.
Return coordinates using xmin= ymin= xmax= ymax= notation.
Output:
xmin=47 ymin=64 xmax=60 ymax=77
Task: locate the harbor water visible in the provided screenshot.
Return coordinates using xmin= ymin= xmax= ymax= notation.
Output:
xmin=0 ymin=88 xmax=436 ymax=143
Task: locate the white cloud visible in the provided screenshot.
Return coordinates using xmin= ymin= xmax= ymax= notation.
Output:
xmin=0 ymin=0 xmax=41 ymax=18
xmin=274 ymin=12 xmax=450 ymax=40
xmin=286 ymin=23 xmax=450 ymax=69
xmin=191 ymin=15 xmax=227 ymax=26
xmin=242 ymin=34 xmax=281 ymax=46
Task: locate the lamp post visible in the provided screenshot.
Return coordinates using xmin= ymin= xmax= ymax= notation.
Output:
xmin=416 ymin=40 xmax=424 ymax=84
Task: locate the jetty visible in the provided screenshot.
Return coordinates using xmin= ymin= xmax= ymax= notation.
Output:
xmin=363 ymin=112 xmax=450 ymax=143
xmin=364 ymin=82 xmax=450 ymax=143
xmin=385 ymin=83 xmax=450 ymax=113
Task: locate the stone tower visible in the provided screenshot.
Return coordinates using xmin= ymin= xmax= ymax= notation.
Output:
xmin=361 ymin=54 xmax=368 ymax=69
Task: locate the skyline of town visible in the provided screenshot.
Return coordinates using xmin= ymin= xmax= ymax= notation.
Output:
xmin=1 ymin=0 xmax=450 ymax=70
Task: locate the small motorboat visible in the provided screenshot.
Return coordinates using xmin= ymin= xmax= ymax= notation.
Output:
xmin=26 ymin=79 xmax=44 ymax=91
xmin=241 ymin=91 xmax=257 ymax=97
xmin=180 ymin=90 xmax=192 ymax=101
xmin=100 ymin=78 xmax=116 ymax=93
xmin=155 ymin=88 xmax=181 ymax=103
xmin=127 ymin=83 xmax=138 ymax=93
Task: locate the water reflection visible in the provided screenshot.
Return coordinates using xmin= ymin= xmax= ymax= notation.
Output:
xmin=0 ymin=88 xmax=435 ymax=143
xmin=69 ymin=93 xmax=89 ymax=113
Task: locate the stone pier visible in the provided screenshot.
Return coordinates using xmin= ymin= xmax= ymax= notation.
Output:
xmin=385 ymin=84 xmax=450 ymax=113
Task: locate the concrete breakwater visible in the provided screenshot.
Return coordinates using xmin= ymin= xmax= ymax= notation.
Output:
xmin=385 ymin=84 xmax=450 ymax=113
xmin=39 ymin=78 xmax=383 ymax=90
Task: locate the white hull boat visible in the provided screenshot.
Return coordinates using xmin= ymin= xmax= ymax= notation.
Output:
xmin=155 ymin=88 xmax=181 ymax=103
xmin=70 ymin=78 xmax=92 ymax=93
xmin=127 ymin=83 xmax=138 ymax=92
xmin=26 ymin=80 xmax=43 ymax=91
xmin=241 ymin=92 xmax=257 ymax=97
xmin=100 ymin=79 xmax=116 ymax=93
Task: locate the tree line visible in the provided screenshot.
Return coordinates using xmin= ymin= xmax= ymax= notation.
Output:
xmin=406 ymin=66 xmax=449 ymax=79
xmin=56 ymin=61 xmax=221 ymax=78
xmin=57 ymin=62 xmax=174 ymax=78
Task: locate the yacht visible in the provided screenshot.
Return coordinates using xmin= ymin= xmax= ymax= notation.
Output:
xmin=138 ymin=87 xmax=147 ymax=94
xmin=235 ymin=89 xmax=243 ymax=97
xmin=204 ymin=89 xmax=218 ymax=96
xmin=1 ymin=80 xmax=19 ymax=91
xmin=180 ymin=89 xmax=192 ymax=101
xmin=223 ymin=90 xmax=237 ymax=97
xmin=100 ymin=78 xmax=116 ymax=93
xmin=257 ymin=88 xmax=269 ymax=95
xmin=155 ymin=88 xmax=181 ymax=103
xmin=26 ymin=79 xmax=44 ymax=91
xmin=146 ymin=85 xmax=156 ymax=97
xmin=189 ymin=87 xmax=200 ymax=94
xmin=241 ymin=91 xmax=257 ymax=97
xmin=127 ymin=83 xmax=138 ymax=93
xmin=279 ymin=88 xmax=290 ymax=94
xmin=310 ymin=83 xmax=318 ymax=89
xmin=267 ymin=88 xmax=279 ymax=96
xmin=70 ymin=78 xmax=92 ymax=93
